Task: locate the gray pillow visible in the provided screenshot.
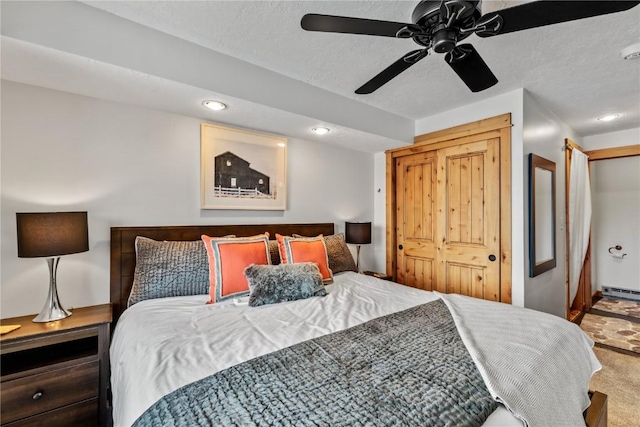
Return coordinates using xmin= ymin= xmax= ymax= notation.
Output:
xmin=268 ymin=240 xmax=281 ymax=265
xmin=128 ymin=237 xmax=210 ymax=307
xmin=245 ymin=263 xmax=327 ymax=307
xmin=293 ymin=233 xmax=357 ymax=274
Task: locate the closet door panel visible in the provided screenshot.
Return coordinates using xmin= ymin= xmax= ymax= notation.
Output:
xmin=436 ymin=139 xmax=500 ymax=300
xmin=396 ymin=152 xmax=437 ymax=288
xmin=403 ymin=257 xmax=435 ymax=291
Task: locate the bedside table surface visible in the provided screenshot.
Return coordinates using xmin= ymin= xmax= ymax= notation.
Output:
xmin=363 ymin=271 xmax=393 ymax=280
xmin=0 ymin=304 xmax=112 ymax=344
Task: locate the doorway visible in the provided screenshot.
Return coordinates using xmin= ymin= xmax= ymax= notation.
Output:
xmin=565 ymin=141 xmax=640 ymax=320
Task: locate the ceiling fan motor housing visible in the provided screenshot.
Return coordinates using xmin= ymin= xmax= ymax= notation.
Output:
xmin=411 ymin=0 xmax=481 ymax=52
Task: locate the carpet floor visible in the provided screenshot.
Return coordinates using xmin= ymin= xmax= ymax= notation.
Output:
xmin=589 ymin=346 xmax=640 ymax=427
xmin=580 ymin=298 xmax=639 ymax=425
xmin=592 ymin=297 xmax=640 ymax=319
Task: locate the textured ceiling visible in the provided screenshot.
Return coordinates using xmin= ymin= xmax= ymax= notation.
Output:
xmin=2 ymin=1 xmax=639 ymax=152
xmin=81 ymin=0 xmax=640 ymax=135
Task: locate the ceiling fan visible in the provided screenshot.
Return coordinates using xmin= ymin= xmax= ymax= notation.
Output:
xmin=301 ymin=1 xmax=640 ymax=94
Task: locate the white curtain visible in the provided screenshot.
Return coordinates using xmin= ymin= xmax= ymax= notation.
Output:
xmin=569 ymin=150 xmax=592 ymax=304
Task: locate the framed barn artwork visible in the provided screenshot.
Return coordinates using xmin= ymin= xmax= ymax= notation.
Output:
xmin=201 ymin=123 xmax=287 ymax=210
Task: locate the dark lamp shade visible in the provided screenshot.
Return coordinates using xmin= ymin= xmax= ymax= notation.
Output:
xmin=345 ymin=221 xmax=372 ymax=245
xmin=17 ymin=212 xmax=89 ymax=258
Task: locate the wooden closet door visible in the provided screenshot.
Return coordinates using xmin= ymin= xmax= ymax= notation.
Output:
xmin=395 ymin=152 xmax=437 ymax=290
xmin=436 ymin=139 xmax=501 ymax=301
xmin=396 ymin=138 xmax=501 ymax=300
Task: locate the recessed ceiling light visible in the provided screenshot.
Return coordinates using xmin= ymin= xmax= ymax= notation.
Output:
xmin=311 ymin=127 xmax=330 ymax=135
xmin=621 ymin=43 xmax=640 ymax=60
xmin=202 ymin=100 xmax=227 ymax=111
xmin=597 ymin=114 xmax=621 ymax=122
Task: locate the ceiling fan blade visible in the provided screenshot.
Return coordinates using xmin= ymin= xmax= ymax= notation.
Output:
xmin=445 ymin=44 xmax=497 ymax=92
xmin=301 ymin=14 xmax=410 ymax=37
xmin=476 ymin=1 xmax=640 ymax=37
xmin=356 ymin=49 xmax=429 ymax=94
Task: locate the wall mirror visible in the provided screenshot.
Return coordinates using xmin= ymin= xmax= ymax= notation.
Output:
xmin=529 ymin=153 xmax=557 ymax=277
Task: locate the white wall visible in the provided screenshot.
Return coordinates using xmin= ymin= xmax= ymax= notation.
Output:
xmin=522 ymin=91 xmax=582 ymax=317
xmin=584 ymin=128 xmax=640 ymax=293
xmin=583 ymin=128 xmax=640 ymax=151
xmin=372 ymin=152 xmax=387 ymax=273
xmin=1 ymin=80 xmax=375 ymax=318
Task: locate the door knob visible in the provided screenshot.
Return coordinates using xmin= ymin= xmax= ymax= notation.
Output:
xmin=398 ymin=244 xmax=403 ymax=250
xmin=488 ymin=254 xmax=496 ymax=262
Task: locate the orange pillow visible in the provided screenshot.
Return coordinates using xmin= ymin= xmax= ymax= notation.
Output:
xmin=276 ymin=234 xmax=333 ymax=283
xmin=201 ymin=233 xmax=270 ymax=304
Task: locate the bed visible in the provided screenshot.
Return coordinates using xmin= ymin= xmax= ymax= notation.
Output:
xmin=110 ymin=223 xmax=607 ymax=427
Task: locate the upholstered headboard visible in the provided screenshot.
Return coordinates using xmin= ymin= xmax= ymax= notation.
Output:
xmin=109 ymin=223 xmax=335 ymax=326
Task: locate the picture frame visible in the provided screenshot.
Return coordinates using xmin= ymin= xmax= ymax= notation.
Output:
xmin=201 ymin=123 xmax=287 ymax=210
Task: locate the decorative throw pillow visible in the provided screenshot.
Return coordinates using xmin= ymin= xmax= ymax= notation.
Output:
xmin=201 ymin=233 xmax=271 ymax=304
xmin=268 ymin=240 xmax=281 ymax=265
xmin=276 ymin=234 xmax=333 ymax=283
xmin=294 ymin=233 xmax=357 ymax=274
xmin=128 ymin=237 xmax=210 ymax=307
xmin=245 ymin=263 xmax=327 ymax=307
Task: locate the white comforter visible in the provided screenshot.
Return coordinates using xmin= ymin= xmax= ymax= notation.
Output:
xmin=111 ymin=272 xmax=600 ymax=427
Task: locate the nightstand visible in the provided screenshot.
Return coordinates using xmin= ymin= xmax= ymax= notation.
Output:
xmin=363 ymin=271 xmax=393 ymax=281
xmin=0 ymin=304 xmax=112 ymax=427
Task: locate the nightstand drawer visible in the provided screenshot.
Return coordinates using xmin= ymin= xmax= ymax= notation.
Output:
xmin=4 ymin=398 xmax=98 ymax=427
xmin=0 ymin=359 xmax=99 ymax=424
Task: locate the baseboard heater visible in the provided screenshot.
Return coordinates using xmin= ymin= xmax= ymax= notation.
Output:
xmin=602 ymin=286 xmax=640 ymax=302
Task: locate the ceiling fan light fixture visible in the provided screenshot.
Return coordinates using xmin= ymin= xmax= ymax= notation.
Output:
xmin=433 ymin=28 xmax=458 ymax=54
xmin=311 ymin=127 xmax=330 ymax=135
xmin=202 ymin=100 xmax=227 ymax=111
xmin=597 ymin=114 xmax=621 ymax=122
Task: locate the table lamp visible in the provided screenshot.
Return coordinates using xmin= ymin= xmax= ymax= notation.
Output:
xmin=345 ymin=221 xmax=371 ymax=272
xmin=16 ymin=212 xmax=89 ymax=322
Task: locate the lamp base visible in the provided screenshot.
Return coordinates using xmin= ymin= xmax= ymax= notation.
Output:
xmin=33 ymin=304 xmax=72 ymax=323
xmin=32 ymin=257 xmax=72 ymax=323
